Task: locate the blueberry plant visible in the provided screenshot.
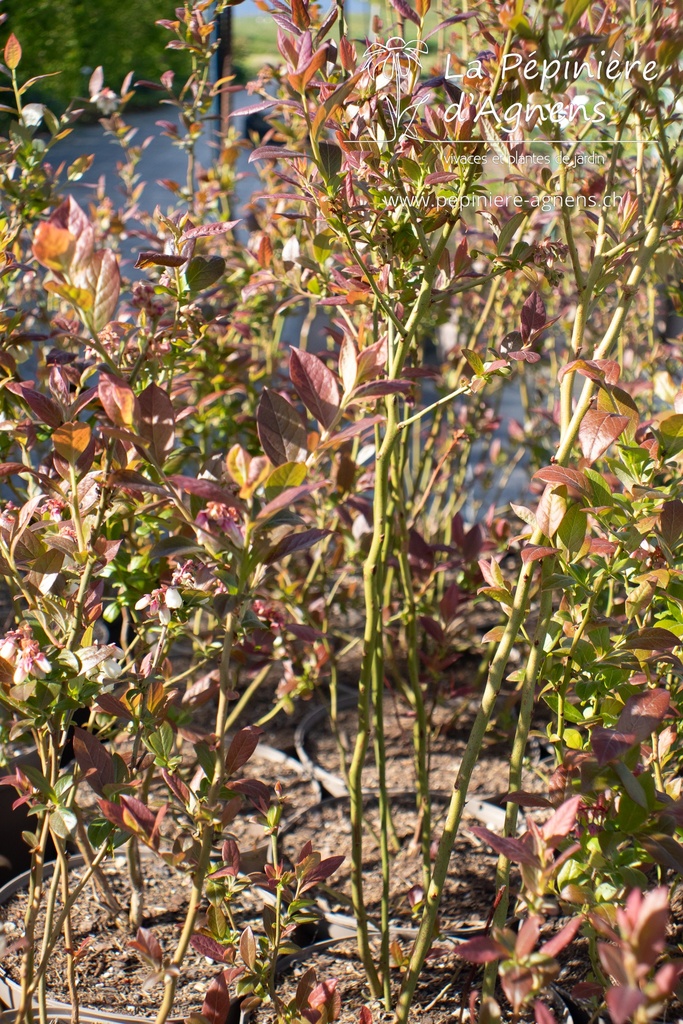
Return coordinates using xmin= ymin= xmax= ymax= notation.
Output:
xmin=0 ymin=0 xmax=682 ymax=1023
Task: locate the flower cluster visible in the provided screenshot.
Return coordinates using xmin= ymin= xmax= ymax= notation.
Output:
xmin=0 ymin=626 xmax=51 ymax=684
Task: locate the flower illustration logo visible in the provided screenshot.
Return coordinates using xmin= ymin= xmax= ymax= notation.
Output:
xmin=361 ymin=36 xmax=429 ymax=143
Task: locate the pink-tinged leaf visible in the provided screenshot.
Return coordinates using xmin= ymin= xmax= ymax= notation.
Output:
xmin=605 ymin=986 xmax=645 ymax=1024
xmin=629 ymin=886 xmax=670 ymax=968
xmin=225 ymin=726 xmax=262 ymax=776
xmin=134 ymin=251 xmax=188 ymax=269
xmin=138 ymin=382 xmax=175 ymax=463
xmin=653 ymin=961 xmax=683 ymax=996
xmin=202 ymin=970 xmax=232 ymax=1024
xmin=265 ymin=528 xmax=330 ymax=564
xmin=520 ymin=291 xmax=546 ymax=343
xmin=617 ymin=689 xmax=669 ymax=742
xmin=85 ymin=248 xmax=120 ymax=331
xmin=533 ymin=467 xmax=590 ymax=496
xmin=128 ymin=927 xmax=163 ymax=968
xmin=388 ymin=0 xmax=420 ymax=24
xmin=469 ymin=826 xmax=538 ymax=867
xmin=257 ymin=388 xmax=308 ymax=466
xmin=558 ymin=358 xmax=621 ymax=386
xmin=578 ymin=410 xmax=630 ymax=465
xmin=72 ymin=727 xmax=114 ymax=796
xmin=98 ymin=375 xmax=139 ymax=430
xmin=622 ymin=627 xmax=679 ymax=651
xmin=515 ymin=916 xmax=541 ymax=957
xmin=542 ymin=796 xmax=581 ymax=844
xmin=539 ymin=916 xmax=582 ymax=957
xmin=309 ymin=978 xmax=341 ymax=1019
xmin=533 ymin=1002 xmax=556 ymax=1024
xmin=521 ymin=544 xmax=559 ymax=565
xmin=289 ymin=348 xmax=340 ymax=431
xmin=39 ymin=197 xmax=94 ymax=273
xmin=455 ymin=936 xmax=506 ymax=963
xmin=181 ymin=221 xmax=240 ymax=240
xmin=239 ymin=927 xmax=256 ymax=970
xmin=359 ymin=1009 xmax=373 ymax=1024
xmin=191 ymin=934 xmax=230 ymax=962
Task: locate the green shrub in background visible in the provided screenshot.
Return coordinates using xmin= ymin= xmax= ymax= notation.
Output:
xmin=1 ymin=0 xmax=191 ymax=110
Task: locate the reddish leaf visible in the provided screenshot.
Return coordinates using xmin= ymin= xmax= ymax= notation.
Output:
xmin=128 ymin=927 xmax=163 ymax=969
xmin=6 ymin=384 xmax=63 ymax=428
xmin=300 ymin=855 xmax=345 ymax=891
xmin=239 ymin=927 xmax=256 ymax=970
xmin=521 ymin=545 xmax=559 ymax=564
xmin=289 ymin=348 xmax=340 ymax=431
xmin=85 ymin=248 xmax=120 ymax=331
xmin=138 ymin=382 xmax=175 ymax=462
xmin=455 ymin=936 xmax=506 ymax=963
xmin=622 ymin=628 xmax=679 ymax=651
xmin=469 ymin=826 xmax=538 ymax=867
xmin=168 ymin=476 xmax=241 ymax=504
xmin=135 ymin=251 xmax=188 ymax=269
xmin=265 ymin=528 xmax=330 ymax=564
xmin=359 ymin=1009 xmax=373 ymax=1024
xmin=520 ymin=291 xmax=546 ymax=343
xmin=225 ymin=726 xmax=262 ymax=776
xmin=98 ymin=375 xmax=139 ymax=430
xmin=539 ymin=916 xmax=582 ymax=957
xmin=191 ymin=934 xmax=230 ymax=962
xmin=533 ymin=467 xmax=590 ymax=496
xmin=181 ymin=221 xmax=240 ymax=240
xmin=257 ymin=388 xmax=308 ymax=466
xmin=617 ymin=689 xmax=670 ymax=742
xmin=591 ymin=727 xmax=634 ymax=765
xmin=4 ymin=33 xmax=22 ymax=70
xmin=660 ymin=500 xmax=683 ymax=548
xmin=309 ymin=978 xmax=341 ymax=1019
xmin=541 ymin=796 xmax=581 ymax=844
xmin=257 ymin=481 xmax=324 ymax=520
xmin=605 ymin=986 xmax=645 ymax=1024
xmin=558 ymin=358 xmax=621 ymax=386
xmin=227 ymin=778 xmax=271 ymax=813
xmin=202 ymin=970 xmax=232 ymax=1024
xmin=534 ymin=1002 xmax=556 ymax=1024
xmin=388 ymin=0 xmax=420 ymax=24
xmin=578 ymin=409 xmax=630 ymax=465
xmin=72 ymin=727 xmax=114 ymax=796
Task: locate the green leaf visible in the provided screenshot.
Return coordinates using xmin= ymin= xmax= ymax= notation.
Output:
xmin=658 ymin=413 xmax=683 ymax=458
xmin=264 ymin=462 xmax=307 ymax=500
xmin=563 ymin=0 xmax=592 ymax=29
xmin=556 ymin=503 xmax=587 ymax=557
xmin=318 ymin=141 xmax=342 ymax=183
xmin=496 ymin=212 xmax=526 ymax=255
xmin=51 ymin=806 xmax=78 ymax=839
xmin=186 ymin=255 xmax=226 ymax=293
